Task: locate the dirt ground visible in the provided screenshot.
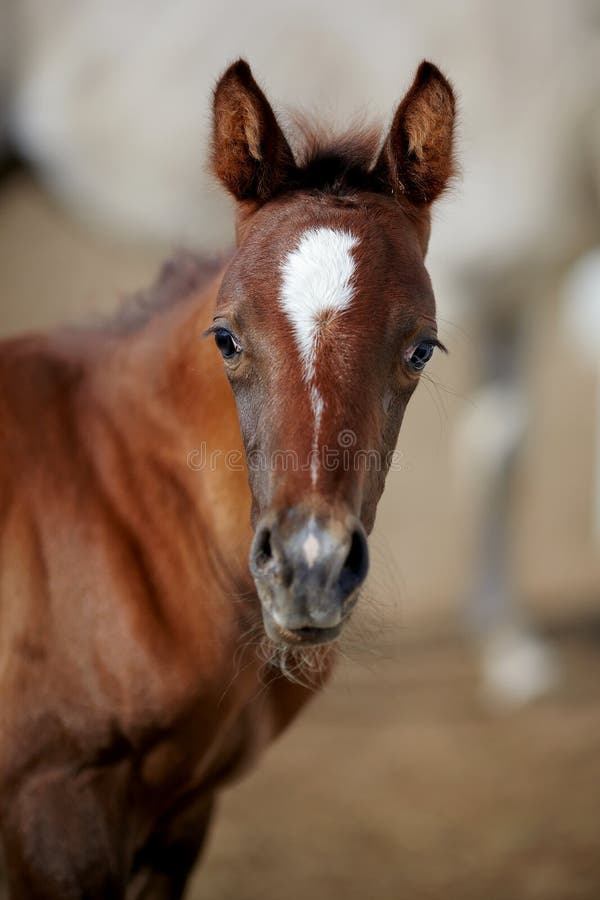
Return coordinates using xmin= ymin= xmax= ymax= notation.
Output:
xmin=188 ymin=620 xmax=600 ymax=900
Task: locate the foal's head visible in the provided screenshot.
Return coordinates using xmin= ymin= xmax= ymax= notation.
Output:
xmin=210 ymin=60 xmax=455 ymax=647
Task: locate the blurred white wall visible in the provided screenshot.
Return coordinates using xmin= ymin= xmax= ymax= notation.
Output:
xmin=5 ymin=0 xmax=600 ymax=274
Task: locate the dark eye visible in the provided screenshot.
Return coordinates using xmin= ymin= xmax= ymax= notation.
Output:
xmin=214 ymin=328 xmax=241 ymax=360
xmin=408 ymin=341 xmax=435 ymax=372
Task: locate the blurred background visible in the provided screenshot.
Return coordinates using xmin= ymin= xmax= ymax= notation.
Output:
xmin=1 ymin=1 xmax=600 ymax=897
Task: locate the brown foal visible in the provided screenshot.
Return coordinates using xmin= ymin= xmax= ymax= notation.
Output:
xmin=0 ymin=59 xmax=455 ymax=897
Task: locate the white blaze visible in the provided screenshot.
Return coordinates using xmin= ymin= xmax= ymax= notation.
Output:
xmin=279 ymin=227 xmax=359 ymax=486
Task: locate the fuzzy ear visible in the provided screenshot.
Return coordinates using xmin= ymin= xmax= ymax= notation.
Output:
xmin=375 ymin=61 xmax=456 ymax=205
xmin=211 ymin=60 xmax=295 ymax=202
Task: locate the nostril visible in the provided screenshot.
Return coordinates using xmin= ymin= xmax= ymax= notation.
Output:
xmin=338 ymin=528 xmax=369 ymax=599
xmin=252 ymin=527 xmax=273 ymax=571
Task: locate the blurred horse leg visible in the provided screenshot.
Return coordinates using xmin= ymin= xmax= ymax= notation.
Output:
xmin=457 ymin=294 xmax=559 ymax=707
xmin=128 ymin=794 xmax=215 ymax=900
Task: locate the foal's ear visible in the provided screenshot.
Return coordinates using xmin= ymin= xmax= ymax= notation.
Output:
xmin=375 ymin=61 xmax=456 ymax=206
xmin=212 ymin=59 xmax=295 ymax=202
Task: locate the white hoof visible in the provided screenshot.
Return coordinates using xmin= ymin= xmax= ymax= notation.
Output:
xmin=480 ymin=627 xmax=560 ymax=709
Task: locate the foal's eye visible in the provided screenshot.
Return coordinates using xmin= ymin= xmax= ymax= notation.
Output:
xmin=214 ymin=328 xmax=242 ymax=360
xmin=408 ymin=341 xmax=435 ymax=372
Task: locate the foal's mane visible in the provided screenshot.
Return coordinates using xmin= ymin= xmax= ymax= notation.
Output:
xmin=106 ymin=252 xmax=225 ymax=335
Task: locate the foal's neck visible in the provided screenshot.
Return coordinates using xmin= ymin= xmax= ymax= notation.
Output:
xmin=87 ymin=257 xmax=253 ymax=595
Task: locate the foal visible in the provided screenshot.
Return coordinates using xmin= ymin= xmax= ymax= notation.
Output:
xmin=0 ymin=60 xmax=455 ymax=897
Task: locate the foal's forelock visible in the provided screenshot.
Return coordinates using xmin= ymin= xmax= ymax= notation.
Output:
xmin=279 ymin=226 xmax=360 ymax=488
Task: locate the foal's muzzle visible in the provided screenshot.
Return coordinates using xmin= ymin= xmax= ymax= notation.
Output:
xmin=249 ymin=506 xmax=369 ymax=646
